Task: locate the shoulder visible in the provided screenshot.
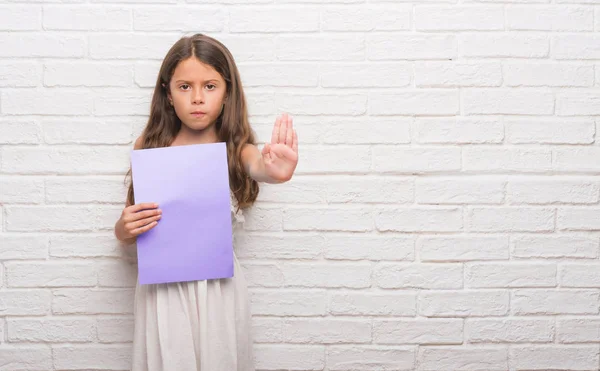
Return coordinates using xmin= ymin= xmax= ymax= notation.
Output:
xmin=133 ymin=135 xmax=144 ymax=150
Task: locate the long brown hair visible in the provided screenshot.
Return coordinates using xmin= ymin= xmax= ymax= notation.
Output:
xmin=126 ymin=33 xmax=259 ymax=208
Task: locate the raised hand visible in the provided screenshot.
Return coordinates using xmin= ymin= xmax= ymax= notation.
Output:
xmin=262 ymin=113 xmax=298 ymax=183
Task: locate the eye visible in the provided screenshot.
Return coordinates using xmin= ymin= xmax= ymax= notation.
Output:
xmin=206 ymin=84 xmax=216 ymax=91
xmin=179 ymin=84 xmax=190 ymax=90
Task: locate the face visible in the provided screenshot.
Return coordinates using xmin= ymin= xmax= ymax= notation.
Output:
xmin=167 ymin=57 xmax=228 ymax=132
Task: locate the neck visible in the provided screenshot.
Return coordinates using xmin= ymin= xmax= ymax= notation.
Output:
xmin=173 ymin=123 xmax=219 ymax=146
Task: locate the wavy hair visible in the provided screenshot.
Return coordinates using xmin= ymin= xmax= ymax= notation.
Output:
xmin=126 ymin=33 xmax=259 ymax=209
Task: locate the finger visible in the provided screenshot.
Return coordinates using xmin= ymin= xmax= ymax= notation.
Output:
xmin=128 ymin=215 xmax=162 ymax=231
xmin=285 ymin=116 xmax=293 ymax=146
xmin=125 ymin=208 xmax=161 ymax=222
xmin=128 ymin=202 xmax=158 ymax=213
xmin=271 ymin=115 xmax=281 ymax=144
xmin=278 ymin=113 xmax=288 ymax=144
xmin=262 ymin=142 xmax=271 ymax=156
xmin=292 ymin=129 xmax=298 ymax=154
xmin=131 ymin=220 xmax=158 ymax=236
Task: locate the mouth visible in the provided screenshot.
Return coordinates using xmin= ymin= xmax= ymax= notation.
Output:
xmin=191 ymin=111 xmax=206 ymax=117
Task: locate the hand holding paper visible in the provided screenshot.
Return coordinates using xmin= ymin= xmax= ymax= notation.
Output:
xmin=117 ymin=203 xmax=162 ymax=240
xmin=261 ymin=113 xmax=299 ymax=183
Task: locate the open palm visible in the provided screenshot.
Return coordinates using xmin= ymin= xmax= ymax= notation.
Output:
xmin=262 ymin=113 xmax=298 ymax=183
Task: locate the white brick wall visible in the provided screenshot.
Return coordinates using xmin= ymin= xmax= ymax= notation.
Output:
xmin=1 ymin=1 xmax=600 ymax=370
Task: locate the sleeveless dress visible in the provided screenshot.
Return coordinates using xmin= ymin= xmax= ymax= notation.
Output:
xmin=130 ymin=192 xmax=255 ymax=371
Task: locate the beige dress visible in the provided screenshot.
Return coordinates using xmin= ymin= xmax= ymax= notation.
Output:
xmin=131 ymin=193 xmax=255 ymax=371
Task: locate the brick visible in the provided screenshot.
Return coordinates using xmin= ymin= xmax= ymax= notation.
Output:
xmin=468 ymin=207 xmax=555 ymax=232
xmin=463 ymin=89 xmax=554 ymax=115
xmin=46 ymin=176 xmax=127 ymax=203
xmin=134 ymin=7 xmax=223 ymax=31
xmin=465 ymin=263 xmax=556 ymax=288
xmin=322 ymin=6 xmax=411 ymax=31
xmin=230 ymin=7 xmax=318 ymax=32
xmin=0 ymin=290 xmax=51 ymax=315
xmin=89 ymin=33 xmax=179 ymax=59
xmin=282 ymin=263 xmax=371 ymax=288
xmin=276 ymin=93 xmax=366 ymax=115
xmin=44 ymin=62 xmax=133 ymax=87
xmin=463 ymin=148 xmax=552 ymax=172
xmin=324 ymin=234 xmax=415 ymax=261
xmin=373 ymin=319 xmax=462 ymax=344
xmin=0 ymin=176 xmax=44 ymax=203
xmin=242 ymin=263 xmax=284 ymax=288
xmin=507 ymin=6 xmax=593 ymax=30
xmin=6 ymin=262 xmax=97 ymax=288
xmin=370 ymin=91 xmax=459 ymax=115
xmin=277 ymin=35 xmax=364 ymax=61
xmin=368 ymin=34 xmax=456 ymax=60
xmin=557 ymin=208 xmax=600 ymax=230
xmin=321 ymin=63 xmax=411 ymax=87
xmin=506 ymin=118 xmax=594 ymax=143
xmin=372 ymin=147 xmax=461 ymax=173
xmin=467 ymin=318 xmax=553 ymax=343
xmin=416 ymin=118 xmax=503 ymax=144
xmin=254 ymin=344 xmax=325 ymax=370
xmin=284 ymin=207 xmax=373 ymax=232
xmin=0 ymin=346 xmax=52 ymax=371
xmin=7 ymin=318 xmax=95 ymax=342
xmin=560 ymin=263 xmax=600 ymax=287
xmin=415 ymin=62 xmax=502 ymax=87
xmin=416 ymin=177 xmax=505 ymax=204
xmin=2 ymin=89 xmax=93 ymax=115
xmin=0 ymin=62 xmax=41 ymax=87
xmin=1 ymin=146 xmax=129 ymax=174
xmin=52 ymin=345 xmax=131 ymax=370
xmin=0 ymin=235 xmax=48 ymax=260
xmin=44 ymin=5 xmax=131 ymax=30
xmin=508 ymin=178 xmax=599 ymax=204
xmin=419 ymin=235 xmax=509 ymax=262
xmin=52 ymin=289 xmax=134 ymax=315
xmin=0 ymin=33 xmax=84 ymax=58
xmin=460 ymin=34 xmax=549 ymax=58
xmin=50 ymin=234 xmax=123 ymax=258
xmin=326 ymin=346 xmax=415 ymax=371
xmin=0 ymin=5 xmax=41 ymax=30
xmin=239 ymin=63 xmax=318 ymax=87
xmin=419 ymin=291 xmax=509 ymax=317
xmin=505 ymin=63 xmax=594 ymax=87
xmin=418 ymin=346 xmax=508 ymax=371
xmin=512 ymin=235 xmax=599 ymax=259
xmin=510 ymin=345 xmax=599 ymax=370
xmin=512 ymin=289 xmax=600 ymax=315
xmin=97 ymin=317 xmax=134 ymax=343
xmin=250 ymin=289 xmax=327 ymax=316
xmin=282 ymin=318 xmax=371 ymax=344
xmin=374 ymin=263 xmax=463 ymax=289
xmin=376 ymin=207 xmax=462 ymax=232
xmin=416 ymin=6 xmax=504 ymax=30
xmin=329 ymin=292 xmax=417 ymax=316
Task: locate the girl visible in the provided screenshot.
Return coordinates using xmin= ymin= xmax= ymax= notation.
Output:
xmin=114 ymin=33 xmax=299 ymax=371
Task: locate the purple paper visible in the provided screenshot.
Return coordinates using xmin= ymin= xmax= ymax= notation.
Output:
xmin=130 ymin=142 xmax=233 ymax=285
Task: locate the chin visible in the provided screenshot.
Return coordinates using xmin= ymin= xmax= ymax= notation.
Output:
xmin=182 ymin=121 xmax=213 ymax=132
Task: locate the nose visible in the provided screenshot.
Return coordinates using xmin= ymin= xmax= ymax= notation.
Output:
xmin=191 ymin=87 xmax=204 ymax=104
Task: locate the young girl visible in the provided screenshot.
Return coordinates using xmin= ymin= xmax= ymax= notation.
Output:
xmin=114 ymin=33 xmax=299 ymax=371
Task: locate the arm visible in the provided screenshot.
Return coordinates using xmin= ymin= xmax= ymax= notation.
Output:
xmin=242 ymin=113 xmax=299 ymax=184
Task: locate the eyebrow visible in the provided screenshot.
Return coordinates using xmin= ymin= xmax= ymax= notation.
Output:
xmin=174 ymin=79 xmax=219 ymax=84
